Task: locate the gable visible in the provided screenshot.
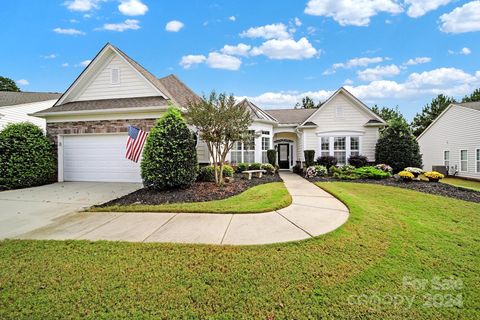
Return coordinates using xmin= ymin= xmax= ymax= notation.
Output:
xmin=56 ymin=44 xmax=167 ymax=106
xmin=309 ymin=91 xmax=372 ymax=130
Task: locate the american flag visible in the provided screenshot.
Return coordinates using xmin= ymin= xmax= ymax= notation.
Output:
xmin=126 ymin=125 xmax=148 ymax=162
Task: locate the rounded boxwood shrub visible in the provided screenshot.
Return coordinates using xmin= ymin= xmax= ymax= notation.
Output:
xmin=0 ymin=122 xmax=55 ymax=189
xmin=236 ymin=163 xmax=250 ymax=172
xmin=141 ymin=107 xmax=198 ymax=190
xmin=304 ymin=150 xmax=316 ymax=167
xmin=197 ymin=164 xmax=233 ymax=182
xmin=267 ymin=149 xmax=276 ymax=166
xmin=261 ymin=163 xmax=275 ymax=174
xmin=249 ymin=162 xmax=262 ymax=170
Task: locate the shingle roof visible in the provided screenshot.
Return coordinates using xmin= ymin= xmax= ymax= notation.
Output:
xmin=457 ymin=101 xmax=480 ymax=111
xmin=237 ymin=99 xmax=277 ymax=122
xmin=0 ymin=91 xmax=61 ymax=107
xmin=158 ymin=74 xmax=201 ymax=107
xmin=264 ymin=108 xmax=317 ymax=124
xmin=37 ymin=96 xmax=169 ymax=114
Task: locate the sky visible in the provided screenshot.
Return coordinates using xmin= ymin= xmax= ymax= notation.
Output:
xmin=1 ymin=0 xmax=479 ymax=120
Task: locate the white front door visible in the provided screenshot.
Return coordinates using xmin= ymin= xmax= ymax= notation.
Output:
xmin=62 ymin=134 xmax=142 ymax=182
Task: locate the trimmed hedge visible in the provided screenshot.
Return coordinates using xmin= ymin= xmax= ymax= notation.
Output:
xmin=348 ymin=155 xmax=368 ymax=168
xmin=141 ymin=107 xmax=198 ymax=190
xmin=267 ymin=149 xmax=276 ymax=166
xmin=304 ymin=150 xmax=315 ymax=167
xmin=198 ymin=165 xmax=234 ymax=182
xmin=316 ymin=155 xmax=337 ymax=168
xmin=0 ymin=122 xmax=55 ymax=189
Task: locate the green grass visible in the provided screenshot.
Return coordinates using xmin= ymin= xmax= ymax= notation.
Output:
xmin=1 ymin=182 xmax=479 ymax=319
xmin=441 ymin=177 xmax=480 ymax=191
xmin=89 ymin=182 xmax=292 ymax=213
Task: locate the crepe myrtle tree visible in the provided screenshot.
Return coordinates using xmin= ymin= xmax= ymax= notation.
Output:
xmin=186 ymin=91 xmax=252 ymax=186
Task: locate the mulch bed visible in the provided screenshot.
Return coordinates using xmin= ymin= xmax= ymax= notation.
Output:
xmin=308 ymin=176 xmax=480 ymax=203
xmin=96 ymin=173 xmax=283 ymax=207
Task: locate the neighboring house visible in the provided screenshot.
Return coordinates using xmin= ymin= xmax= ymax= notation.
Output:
xmin=34 ymin=43 xmax=386 ymax=183
xmin=417 ymin=102 xmax=480 ymax=180
xmin=0 ymin=92 xmax=61 ymax=130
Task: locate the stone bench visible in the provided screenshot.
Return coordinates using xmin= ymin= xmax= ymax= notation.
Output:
xmin=242 ymin=170 xmax=267 ymax=180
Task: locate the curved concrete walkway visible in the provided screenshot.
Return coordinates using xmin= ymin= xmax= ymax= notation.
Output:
xmin=19 ymin=172 xmax=349 ymax=245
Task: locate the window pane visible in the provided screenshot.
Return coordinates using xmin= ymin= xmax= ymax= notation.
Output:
xmin=334 ymin=137 xmax=346 ymax=150
xmin=262 ymin=137 xmax=270 ymax=151
xmin=231 ymin=151 xmax=242 ymax=164
xmin=350 ymin=137 xmax=359 ymax=151
xmin=261 ymin=130 xmax=270 ymax=135
xmin=279 ymin=145 xmax=288 ymax=161
xmin=334 ymin=151 xmax=346 ymax=164
xmin=477 ymin=149 xmax=480 ymax=161
xmin=444 ymin=151 xmax=450 ymax=161
xmin=262 ymin=152 xmax=268 ymax=163
xmin=244 ymin=151 xmax=255 ymax=163
xmin=321 ymin=137 xmax=329 ymax=151
xmin=350 ymin=151 xmax=360 ymax=156
xmin=461 ymin=150 xmax=467 ymax=161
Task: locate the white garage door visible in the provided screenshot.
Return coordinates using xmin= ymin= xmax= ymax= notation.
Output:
xmin=62 ymin=134 xmax=142 ymax=182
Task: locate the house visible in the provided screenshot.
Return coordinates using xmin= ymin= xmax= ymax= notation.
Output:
xmin=33 ymin=43 xmax=386 ymax=183
xmin=0 ymin=91 xmax=61 ymax=130
xmin=417 ymin=102 xmax=480 ymax=180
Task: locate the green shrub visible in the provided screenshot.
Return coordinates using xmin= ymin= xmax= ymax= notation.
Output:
xmin=198 ymin=165 xmax=233 ymax=182
xmin=314 ymin=165 xmax=328 ymax=176
xmin=333 ymin=166 xmax=391 ymax=180
xmin=267 ymin=149 xmax=276 ymax=166
xmin=304 ymin=150 xmax=315 ymax=167
xmin=141 ymin=107 xmax=198 ymax=190
xmin=249 ymin=162 xmax=262 ymax=170
xmin=317 ymin=156 xmax=338 ymax=168
xmin=293 ymin=164 xmax=302 ymax=174
xmin=261 ymin=163 xmax=275 ymax=174
xmin=237 ymin=163 xmax=250 ymax=172
xmin=0 ymin=122 xmax=56 ymax=189
xmin=348 ymin=155 xmax=368 ymax=168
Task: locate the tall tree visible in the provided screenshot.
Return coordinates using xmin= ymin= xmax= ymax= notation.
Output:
xmin=186 ymin=91 xmax=252 ymax=186
xmin=295 ymin=96 xmax=321 ymax=109
xmin=0 ymin=76 xmax=21 ymax=92
xmin=375 ymin=118 xmax=423 ymax=173
xmin=411 ymin=94 xmax=456 ymax=137
xmin=371 ymin=105 xmax=406 ymax=123
xmin=462 ymin=88 xmax=480 ymax=102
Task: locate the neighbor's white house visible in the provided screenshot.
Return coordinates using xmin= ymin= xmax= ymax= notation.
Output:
xmin=417 ymin=102 xmax=480 ymax=180
xmin=0 ymin=92 xmax=60 ymax=130
xmin=33 ymin=43 xmax=386 ymax=183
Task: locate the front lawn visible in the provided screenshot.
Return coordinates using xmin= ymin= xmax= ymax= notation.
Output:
xmin=89 ymin=182 xmax=291 ymax=213
xmin=1 ymin=183 xmax=478 ymax=319
xmin=442 ymin=177 xmax=480 ymax=191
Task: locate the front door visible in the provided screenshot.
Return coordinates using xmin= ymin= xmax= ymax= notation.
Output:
xmin=278 ymin=144 xmax=290 ymax=169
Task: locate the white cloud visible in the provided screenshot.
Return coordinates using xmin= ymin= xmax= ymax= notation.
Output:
xmin=179 ymin=55 xmax=207 ymax=69
xmin=358 ymin=64 xmax=401 ymax=81
xmin=294 ymin=17 xmax=302 ymax=27
xmin=42 ymin=54 xmax=57 ymax=59
xmin=324 ymin=56 xmax=386 ymax=74
xmin=461 ymin=47 xmax=472 ymax=55
xmin=304 ymin=0 xmax=403 ymax=26
xmin=440 ymin=1 xmax=480 ymax=33
xmin=238 ymin=90 xmax=334 ymax=109
xmin=229 ymin=16 xmax=236 ymax=21
xmin=240 ymin=23 xmax=291 ymax=40
xmin=165 ymin=20 xmax=184 ymax=32
xmin=206 ymin=52 xmax=242 ymax=70
xmin=220 ymin=43 xmax=251 ymax=57
xmin=118 ymin=0 xmax=148 ymax=16
xmin=250 ymin=37 xmax=318 ymax=60
xmin=80 ymin=60 xmax=92 ymax=67
xmin=64 ymin=0 xmax=102 ymax=12
xmin=53 ymin=27 xmax=85 ymax=35
xmin=344 ymin=79 xmax=354 ymax=85
xmin=404 ymin=0 xmax=452 ymax=18
xmin=101 ymin=19 xmax=140 ymax=32
xmin=61 ymin=63 xmax=69 ymax=67
xmin=16 ymin=79 xmax=29 ymax=86
xmin=404 ymin=57 xmax=432 ymax=65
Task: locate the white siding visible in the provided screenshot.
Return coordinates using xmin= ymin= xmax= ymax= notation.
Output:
xmin=0 ymin=99 xmax=57 ymax=131
xmin=418 ymin=106 xmax=480 ymax=179
xmin=305 ymin=92 xmax=381 ymax=161
xmin=75 ymin=54 xmax=158 ymax=101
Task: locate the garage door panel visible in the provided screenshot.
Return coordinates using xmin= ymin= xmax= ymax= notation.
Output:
xmin=62 ymin=134 xmax=143 ymax=182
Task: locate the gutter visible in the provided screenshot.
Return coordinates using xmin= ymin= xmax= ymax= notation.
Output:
xmin=30 ymin=105 xmax=170 ymax=118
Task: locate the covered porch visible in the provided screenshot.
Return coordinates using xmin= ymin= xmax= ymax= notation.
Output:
xmin=273 ymin=130 xmax=299 ymax=170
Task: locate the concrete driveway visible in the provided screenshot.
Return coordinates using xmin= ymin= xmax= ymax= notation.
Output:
xmin=0 ymin=182 xmax=141 ymax=239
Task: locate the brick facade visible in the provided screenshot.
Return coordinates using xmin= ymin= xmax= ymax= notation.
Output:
xmin=46 ymin=119 xmax=157 ymax=146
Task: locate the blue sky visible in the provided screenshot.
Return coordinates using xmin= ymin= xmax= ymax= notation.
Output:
xmin=1 ymin=0 xmax=479 ymax=120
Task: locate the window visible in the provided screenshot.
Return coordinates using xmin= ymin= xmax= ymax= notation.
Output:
xmin=261 ymin=136 xmax=270 ymax=163
xmin=111 ymin=68 xmax=120 ymax=85
xmin=350 ymin=137 xmax=360 ymax=156
xmin=335 ymin=106 xmax=344 ymax=118
xmin=476 ymin=149 xmax=480 ymax=173
xmin=334 ymin=137 xmax=346 ymax=165
xmin=231 ymin=141 xmax=242 ymax=164
xmin=444 ymin=151 xmax=450 ymax=168
xmin=460 ymin=150 xmax=468 ymax=172
xmin=321 ymin=137 xmax=329 ymax=157
xmin=243 ymin=130 xmax=255 ymax=163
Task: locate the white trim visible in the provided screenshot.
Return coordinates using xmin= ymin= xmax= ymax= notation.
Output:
xmin=316 ymin=130 xmax=364 ymax=136
xmin=57 ymin=135 xmax=64 ymax=182
xmin=476 ymin=148 xmax=480 ymax=173
xmin=460 ymin=149 xmax=468 ymax=172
